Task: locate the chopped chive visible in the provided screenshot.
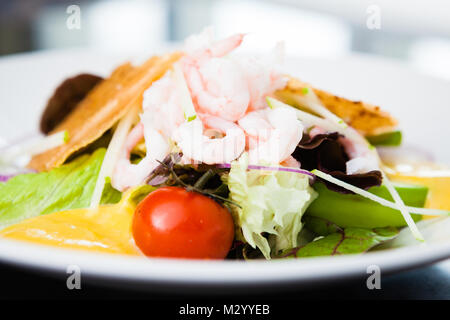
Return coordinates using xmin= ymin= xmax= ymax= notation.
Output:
xmin=63 ymin=130 xmax=70 ymax=143
xmin=266 ymin=96 xmax=274 ymax=109
xmin=186 ymin=114 xmax=197 ymax=122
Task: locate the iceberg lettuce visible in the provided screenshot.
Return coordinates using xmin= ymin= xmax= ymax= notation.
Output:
xmin=226 ymin=153 xmax=317 ymax=259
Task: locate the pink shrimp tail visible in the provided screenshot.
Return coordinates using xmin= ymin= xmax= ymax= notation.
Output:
xmin=207 ymin=33 xmax=245 ymax=58
xmin=123 ymin=122 xmax=144 ymax=156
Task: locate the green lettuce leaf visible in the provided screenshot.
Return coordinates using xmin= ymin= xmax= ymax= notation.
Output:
xmin=0 ymin=148 xmax=121 ymax=229
xmin=288 ymin=225 xmax=399 ymax=258
xmin=226 ymin=153 xmax=317 ymax=259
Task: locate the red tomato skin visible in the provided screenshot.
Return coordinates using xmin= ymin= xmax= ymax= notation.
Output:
xmin=132 ymin=187 xmax=234 ymax=259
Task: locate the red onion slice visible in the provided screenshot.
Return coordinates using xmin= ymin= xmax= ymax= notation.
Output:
xmin=0 ymin=175 xmax=12 ymax=182
xmin=216 ymin=163 xmax=315 ymax=178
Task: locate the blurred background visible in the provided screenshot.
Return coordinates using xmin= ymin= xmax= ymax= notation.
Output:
xmin=1 ymin=0 xmax=450 ymax=80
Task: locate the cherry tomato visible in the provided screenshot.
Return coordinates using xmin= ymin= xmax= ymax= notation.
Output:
xmin=132 ymin=186 xmax=234 ymax=259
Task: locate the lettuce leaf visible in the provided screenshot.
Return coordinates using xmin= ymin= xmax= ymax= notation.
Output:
xmin=288 ymin=226 xmax=399 ymax=257
xmin=226 ymin=153 xmax=317 ymax=259
xmin=303 ymin=215 xmax=342 ymax=236
xmin=0 ymin=148 xmax=121 ymax=229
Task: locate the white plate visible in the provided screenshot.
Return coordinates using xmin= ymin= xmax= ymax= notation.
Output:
xmin=0 ymin=49 xmax=449 ymax=291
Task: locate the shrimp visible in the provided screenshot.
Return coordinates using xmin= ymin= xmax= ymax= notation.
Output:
xmin=184 ymin=27 xmax=244 ymax=60
xmin=112 ymin=122 xmax=170 ymax=191
xmin=181 ymin=29 xmax=250 ymax=122
xmin=112 ymin=29 xmax=293 ymax=189
xmin=309 ymin=125 xmax=379 ymax=174
xmin=141 ymin=72 xmax=185 ymax=137
xmin=182 ymin=29 xmax=287 ymax=120
xmin=281 ymin=156 xmax=301 ymax=168
xmin=173 ymin=115 xmax=245 ymax=165
xmin=111 ymin=73 xmax=183 ymax=191
xmin=308 ymin=125 xmax=327 ymax=137
xmin=339 ymin=136 xmax=379 ymax=174
xmin=238 ymin=42 xmax=287 ymax=110
xmin=238 ymin=107 xmax=303 ymax=165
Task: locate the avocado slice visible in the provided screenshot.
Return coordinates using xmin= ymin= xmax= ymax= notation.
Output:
xmin=367 ymin=130 xmax=402 ymax=146
xmin=306 ymin=182 xmax=426 ymax=228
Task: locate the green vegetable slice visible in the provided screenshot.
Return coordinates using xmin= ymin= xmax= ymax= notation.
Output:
xmin=306 ymin=182 xmax=426 ymax=228
xmin=0 ymin=148 xmax=121 ymax=229
xmin=367 ymin=130 xmax=402 ymax=146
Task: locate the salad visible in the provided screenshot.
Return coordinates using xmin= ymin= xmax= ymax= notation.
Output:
xmin=0 ymin=28 xmax=448 ymax=260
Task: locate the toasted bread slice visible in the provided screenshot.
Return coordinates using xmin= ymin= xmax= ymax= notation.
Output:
xmin=275 ymin=77 xmax=398 ymax=136
xmin=29 ymin=52 xmax=181 ymax=172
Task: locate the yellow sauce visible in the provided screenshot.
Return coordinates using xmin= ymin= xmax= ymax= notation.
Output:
xmin=0 ymin=195 xmax=141 ymax=256
xmin=385 ymin=161 xmax=450 ymax=215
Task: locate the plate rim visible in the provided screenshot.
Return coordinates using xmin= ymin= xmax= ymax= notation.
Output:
xmin=0 ymin=237 xmax=448 ymax=287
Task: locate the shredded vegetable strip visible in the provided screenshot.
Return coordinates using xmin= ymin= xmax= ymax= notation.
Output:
xmin=381 ymin=171 xmax=424 ymax=240
xmin=173 ymin=63 xmax=197 ymax=122
xmin=284 ymin=88 xmax=348 ymax=129
xmin=0 ymin=131 xmax=68 ymax=164
xmin=90 ymin=106 xmax=140 ymax=208
xmin=26 ymin=131 xmax=69 ymax=155
xmin=404 ymin=207 xmax=450 ymax=216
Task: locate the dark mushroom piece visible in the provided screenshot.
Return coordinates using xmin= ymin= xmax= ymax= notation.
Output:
xmin=40 ymin=73 xmax=103 ymax=134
